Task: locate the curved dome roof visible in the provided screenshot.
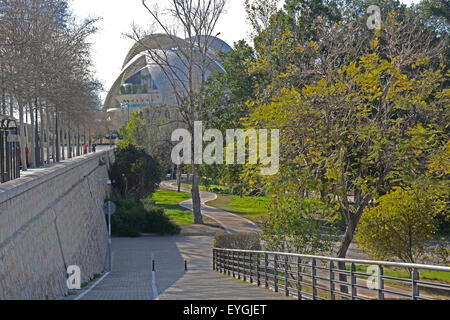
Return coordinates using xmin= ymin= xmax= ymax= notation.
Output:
xmin=186 ymin=35 xmax=232 ymax=54
xmin=122 ymin=34 xmax=187 ymax=70
xmin=105 ymin=34 xmax=231 ymax=109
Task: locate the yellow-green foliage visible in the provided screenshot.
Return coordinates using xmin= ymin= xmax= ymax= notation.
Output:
xmin=356 ymin=188 xmax=439 ymax=264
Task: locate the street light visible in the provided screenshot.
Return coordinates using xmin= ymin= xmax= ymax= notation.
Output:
xmin=103 ymin=198 xmax=116 ymax=272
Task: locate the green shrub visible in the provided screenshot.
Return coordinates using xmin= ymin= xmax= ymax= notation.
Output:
xmin=142 ymin=198 xmax=180 ymax=235
xmin=214 ymin=233 xmax=261 ymax=250
xmin=108 ymin=195 xmax=145 ymax=237
xmin=107 ymin=194 xmax=180 ymax=237
xmin=109 ymin=145 xmax=161 ymax=199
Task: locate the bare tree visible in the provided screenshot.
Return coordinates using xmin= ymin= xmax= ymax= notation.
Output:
xmin=0 ymin=0 xmax=103 ymax=172
xmin=126 ymin=0 xmax=227 ymax=224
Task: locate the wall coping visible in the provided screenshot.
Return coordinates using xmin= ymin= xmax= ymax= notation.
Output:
xmin=0 ymin=149 xmax=114 ymax=204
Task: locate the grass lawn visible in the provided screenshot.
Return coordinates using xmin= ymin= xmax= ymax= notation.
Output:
xmin=206 ymin=194 xmax=270 ymax=223
xmin=179 ymin=183 xmax=206 ymax=191
xmin=177 ymin=182 xmax=231 ymax=194
xmin=347 ymin=264 xmax=450 ymax=283
xmin=152 ymin=190 xmax=193 ymax=226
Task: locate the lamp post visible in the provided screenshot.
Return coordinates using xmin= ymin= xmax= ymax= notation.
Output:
xmin=103 ymin=197 xmax=115 ymax=272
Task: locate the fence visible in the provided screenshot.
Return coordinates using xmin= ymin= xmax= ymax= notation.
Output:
xmin=0 ymin=117 xmax=20 ymax=183
xmin=213 ymin=248 xmax=450 ymax=300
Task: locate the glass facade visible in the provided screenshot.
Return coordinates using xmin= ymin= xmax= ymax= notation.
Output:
xmin=120 ymin=69 xmax=157 ymax=95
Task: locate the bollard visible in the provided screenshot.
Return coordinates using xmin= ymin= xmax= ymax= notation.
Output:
xmin=185 ymin=260 xmax=188 ymax=271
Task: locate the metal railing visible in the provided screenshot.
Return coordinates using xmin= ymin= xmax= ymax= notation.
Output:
xmin=0 ymin=116 xmax=20 ymax=183
xmin=213 ymin=248 xmax=450 ymax=300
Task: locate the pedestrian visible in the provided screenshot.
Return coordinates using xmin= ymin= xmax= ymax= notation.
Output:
xmin=92 ymin=143 xmax=96 ymax=153
xmin=83 ymin=143 xmax=88 ymax=155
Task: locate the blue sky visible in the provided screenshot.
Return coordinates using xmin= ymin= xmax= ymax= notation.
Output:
xmin=69 ymin=0 xmax=421 ymax=102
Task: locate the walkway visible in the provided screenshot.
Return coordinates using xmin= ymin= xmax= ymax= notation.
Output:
xmin=73 ymin=182 xmax=289 ymax=300
xmin=160 ymin=181 xmax=260 ymax=233
xmin=75 ymin=236 xmax=290 ymax=300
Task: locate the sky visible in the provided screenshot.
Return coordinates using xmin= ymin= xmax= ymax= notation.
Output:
xmin=69 ymin=0 xmax=421 ymax=103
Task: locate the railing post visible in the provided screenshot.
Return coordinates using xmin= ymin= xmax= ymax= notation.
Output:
xmin=412 ymin=268 xmax=419 ymax=300
xmin=227 ymin=251 xmax=230 ymax=276
xmin=312 ymin=259 xmax=317 ymax=300
xmin=238 ymin=252 xmax=241 ymax=280
xmin=264 ymin=253 xmax=269 ymax=288
xmin=297 ymin=257 xmax=302 ymax=300
xmin=217 ymin=250 xmax=220 ymax=273
xmin=351 ymin=263 xmax=357 ymax=300
xmin=222 ymin=250 xmax=225 ymax=274
xmin=274 ymin=254 xmax=278 ymax=293
xmin=378 ymin=265 xmax=384 ymax=300
xmin=257 ymin=253 xmax=261 ymax=287
xmin=250 ymin=253 xmax=253 ymax=284
xmin=329 ymin=261 xmax=335 ymax=300
xmin=285 ymin=255 xmax=289 ymax=297
xmin=223 ymin=250 xmax=226 ymax=275
xmin=232 ymin=251 xmax=235 ymax=278
xmin=216 ymin=250 xmax=219 ymax=272
xmin=243 ymin=252 xmax=247 ymax=282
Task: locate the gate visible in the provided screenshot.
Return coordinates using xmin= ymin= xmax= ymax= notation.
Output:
xmin=0 ymin=116 xmax=20 ymax=183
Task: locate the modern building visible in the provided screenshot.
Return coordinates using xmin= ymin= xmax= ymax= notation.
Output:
xmin=104 ymin=34 xmax=231 ymax=130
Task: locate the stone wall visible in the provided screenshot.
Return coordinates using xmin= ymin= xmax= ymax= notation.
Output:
xmin=0 ymin=149 xmax=115 ymax=300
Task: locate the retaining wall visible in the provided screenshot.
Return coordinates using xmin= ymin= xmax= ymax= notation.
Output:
xmin=0 ymin=149 xmax=114 ymax=299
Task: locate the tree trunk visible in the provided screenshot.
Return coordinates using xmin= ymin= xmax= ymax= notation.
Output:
xmin=88 ymin=128 xmax=92 ymax=153
xmin=51 ymin=112 xmax=56 ymax=163
xmin=34 ymin=98 xmax=40 ymax=167
xmin=337 ymin=222 xmax=356 ymax=295
xmin=192 ymin=164 xmax=203 ymax=224
xmin=29 ymin=103 xmax=36 ymax=168
xmin=39 ymin=102 xmax=44 ymax=165
xmin=18 ymin=101 xmax=27 ymax=171
xmin=60 ymin=118 xmax=64 ymax=160
xmin=145 ymin=114 xmax=153 ymax=156
xmin=336 ymin=205 xmax=365 ymax=296
xmin=76 ymin=126 xmax=80 ymax=156
xmin=55 ymin=111 xmax=60 ymax=162
xmin=46 ymin=110 xmax=50 ymax=164
xmin=176 ymin=165 xmax=182 ymax=192
xmin=68 ymin=119 xmax=72 ymax=159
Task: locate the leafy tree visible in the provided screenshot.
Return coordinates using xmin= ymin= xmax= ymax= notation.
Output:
xmin=205 ymin=40 xmax=258 ymax=130
xmin=247 ymin=30 xmax=448 ymax=260
xmin=109 ymin=145 xmax=161 ymax=199
xmin=117 ymin=111 xmax=147 ymax=151
xmin=203 ymin=40 xmax=264 ymax=193
xmin=262 ymin=195 xmax=336 ymax=255
xmin=117 ymin=108 xmax=176 ymax=175
xmin=207 ymin=0 xmax=449 ymax=266
xmin=355 ymin=187 xmax=441 ymax=265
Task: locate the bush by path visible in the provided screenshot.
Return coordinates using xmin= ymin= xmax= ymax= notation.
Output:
xmin=107 ymin=194 xmax=180 ymax=237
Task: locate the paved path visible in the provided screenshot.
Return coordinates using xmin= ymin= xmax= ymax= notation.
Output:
xmin=160 ymin=181 xmax=260 ymax=233
xmin=74 ymin=182 xmax=289 ymax=300
xmin=75 ymin=236 xmax=291 ymax=300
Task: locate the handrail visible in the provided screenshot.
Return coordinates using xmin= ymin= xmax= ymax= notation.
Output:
xmin=214 ymin=248 xmax=450 ymax=272
xmin=213 ymin=248 xmax=450 ymax=300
